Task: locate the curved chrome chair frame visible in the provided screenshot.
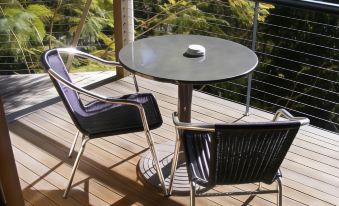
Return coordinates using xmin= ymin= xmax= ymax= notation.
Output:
xmin=43 ymin=48 xmax=167 ymax=198
xmin=169 ymin=109 xmax=309 ymax=206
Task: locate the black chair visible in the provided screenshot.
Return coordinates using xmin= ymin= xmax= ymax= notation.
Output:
xmin=169 ymin=109 xmax=309 ymax=206
xmin=41 ymin=48 xmax=168 ymax=198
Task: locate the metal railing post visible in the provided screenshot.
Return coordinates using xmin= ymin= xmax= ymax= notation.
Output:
xmin=245 ymin=0 xmax=260 ymax=115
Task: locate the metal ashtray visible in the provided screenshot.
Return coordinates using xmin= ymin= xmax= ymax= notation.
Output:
xmin=184 ymin=44 xmax=206 ymax=57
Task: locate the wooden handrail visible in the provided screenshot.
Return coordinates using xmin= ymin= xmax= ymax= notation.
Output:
xmin=0 ymin=97 xmax=24 ymax=206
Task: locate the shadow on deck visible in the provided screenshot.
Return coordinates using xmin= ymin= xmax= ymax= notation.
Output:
xmin=2 ymin=73 xmax=338 ymax=206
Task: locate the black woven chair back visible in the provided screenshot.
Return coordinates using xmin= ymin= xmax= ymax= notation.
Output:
xmin=212 ymin=121 xmax=301 ymax=185
xmin=41 ymin=49 xmax=86 ymax=131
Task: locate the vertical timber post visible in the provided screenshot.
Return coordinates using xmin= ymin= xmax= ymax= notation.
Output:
xmin=65 ymin=0 xmax=93 ymax=70
xmin=114 ymin=0 xmax=134 ymax=79
xmin=245 ymin=0 xmax=259 ymax=115
xmin=0 ymin=97 xmax=25 ymax=206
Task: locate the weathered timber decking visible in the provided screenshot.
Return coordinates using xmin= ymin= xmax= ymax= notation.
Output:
xmin=2 ymin=74 xmax=339 ymax=206
xmin=0 ymin=71 xmax=116 ymax=122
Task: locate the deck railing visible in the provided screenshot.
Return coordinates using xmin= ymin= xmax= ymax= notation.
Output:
xmin=133 ymin=0 xmax=339 ymax=133
xmin=0 ymin=0 xmax=116 ymax=74
xmin=0 ymin=0 xmax=338 ymax=133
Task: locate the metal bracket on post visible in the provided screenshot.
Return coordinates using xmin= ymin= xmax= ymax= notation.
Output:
xmin=245 ymin=0 xmax=259 ymax=116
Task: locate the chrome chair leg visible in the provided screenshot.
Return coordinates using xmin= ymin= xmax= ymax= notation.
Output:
xmin=63 ymin=136 xmax=90 ymax=198
xmin=144 ymin=129 xmax=168 ymax=196
xmin=139 ymin=107 xmax=168 ymax=196
xmin=133 ymin=74 xmax=139 ymax=93
xmin=169 ymin=128 xmax=181 ymax=195
xmin=190 ymin=181 xmax=196 ymax=206
xmin=277 ymin=177 xmax=283 ymax=206
xmin=68 ymin=130 xmax=82 ymax=158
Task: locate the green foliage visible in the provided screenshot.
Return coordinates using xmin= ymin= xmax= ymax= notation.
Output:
xmin=0 ymin=0 xmax=115 ymax=74
xmin=1 ymin=0 xmax=337 ymax=131
xmin=70 ymin=60 xmax=115 ymax=72
xmin=0 ymin=3 xmax=53 ymax=73
xmin=134 ymin=0 xmax=273 ymax=39
xmin=252 ymin=7 xmax=339 ymax=132
xmin=0 ymin=8 xmax=36 ymax=40
xmin=1 ymin=0 xmax=273 ymax=73
xmin=135 ymin=0 xmax=228 ymax=37
xmin=27 ymin=4 xmax=53 ymax=21
xmin=62 ymin=0 xmax=113 ymax=44
xmin=229 ymin=0 xmax=274 ymax=26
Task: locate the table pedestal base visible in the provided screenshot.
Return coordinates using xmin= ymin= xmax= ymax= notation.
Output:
xmin=138 ymin=141 xmax=192 ymax=195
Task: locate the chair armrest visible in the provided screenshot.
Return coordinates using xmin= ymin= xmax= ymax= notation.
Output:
xmin=56 ymin=48 xmax=120 ymax=66
xmin=172 ymin=112 xmax=215 ymax=132
xmin=48 ymin=69 xmax=142 ymax=108
xmin=273 ymin=109 xmax=310 ymax=126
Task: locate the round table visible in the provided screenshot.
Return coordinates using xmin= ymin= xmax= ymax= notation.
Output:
xmin=119 ymin=35 xmax=258 ymax=194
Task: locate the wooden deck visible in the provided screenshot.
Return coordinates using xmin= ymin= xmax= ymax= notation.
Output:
xmin=3 ymin=74 xmax=339 ymax=206
xmin=0 ymin=71 xmax=116 ymax=122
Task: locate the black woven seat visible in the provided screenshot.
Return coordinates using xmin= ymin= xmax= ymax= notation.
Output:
xmin=74 ymin=93 xmax=162 ymax=138
xmin=169 ymin=111 xmax=309 ymax=206
xmin=41 ymin=48 xmax=168 ymax=198
xmin=183 ymin=131 xmax=212 ymax=187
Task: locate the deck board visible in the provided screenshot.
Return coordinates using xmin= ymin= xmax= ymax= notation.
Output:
xmin=0 ymin=72 xmax=116 ymax=122
xmin=3 ymin=74 xmax=339 ymax=206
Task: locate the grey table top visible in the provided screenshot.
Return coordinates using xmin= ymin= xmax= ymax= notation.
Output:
xmin=119 ymin=35 xmax=258 ymax=84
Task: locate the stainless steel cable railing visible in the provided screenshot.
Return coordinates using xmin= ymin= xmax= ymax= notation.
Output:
xmin=0 ymin=0 xmax=114 ymax=74
xmin=1 ymin=0 xmax=338 ymax=133
xmin=133 ymin=0 xmax=339 ymax=133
